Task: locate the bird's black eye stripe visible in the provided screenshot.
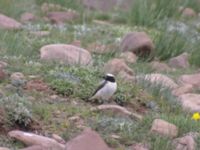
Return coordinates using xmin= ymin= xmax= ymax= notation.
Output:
xmin=106 ymin=76 xmax=115 ymax=82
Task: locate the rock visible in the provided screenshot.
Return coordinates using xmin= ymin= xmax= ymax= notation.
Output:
xmin=173 ymin=135 xmax=196 ymax=150
xmin=50 ymin=95 xmax=59 ymax=100
xmin=130 ymin=143 xmax=149 ymax=150
xmin=91 ymin=104 xmax=143 ymax=120
xmin=52 ymin=134 xmax=66 ymax=144
xmin=65 ymin=128 xmax=111 ymax=150
xmin=0 ymin=61 xmax=8 ymax=69
xmin=178 ymin=94 xmax=200 ymax=112
xmin=151 ymin=119 xmax=178 ymax=138
xmin=172 ymin=84 xmax=193 ymax=96
xmin=0 ymin=148 xmax=10 ymax=150
xmin=81 ymin=0 xmax=133 ymax=11
xmin=137 ymin=73 xmax=178 ymax=89
xmin=8 ymin=130 xmax=65 ymax=150
xmin=120 ymin=32 xmax=154 ymax=57
xmin=20 ymin=12 xmax=36 ymax=23
xmin=0 ymin=13 xmax=21 ymax=29
xmin=185 ymin=132 xmax=199 ymax=139
xmin=168 ymin=53 xmax=189 ymax=69
xmin=10 ymin=72 xmax=26 ymax=87
xmin=120 ymin=52 xmax=137 ymax=64
xmin=178 ymin=73 xmax=200 ymax=87
xmin=150 ymin=61 xmax=171 ymax=72
xmin=30 ymin=31 xmax=50 ymax=37
xmin=20 ymin=146 xmax=44 ymax=150
xmin=104 ymin=58 xmax=134 ymax=76
xmin=181 ymin=8 xmax=197 ymax=17
xmin=24 ymin=80 xmax=49 ymax=92
xmin=118 ymin=70 xmax=135 ymax=82
xmin=40 ymin=44 xmax=92 ymax=66
xmin=47 ymin=11 xmax=79 ymax=24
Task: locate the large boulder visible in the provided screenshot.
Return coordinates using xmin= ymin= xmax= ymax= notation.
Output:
xmin=0 ymin=13 xmax=21 ymax=29
xmin=120 ymin=32 xmax=154 ymax=57
xmin=8 ymin=130 xmax=65 ymax=150
xmin=178 ymin=73 xmax=200 ymax=87
xmin=168 ymin=52 xmax=189 ymax=69
xmin=65 ymin=128 xmax=111 ymax=150
xmin=151 ymin=119 xmax=178 ymax=138
xmin=178 ymin=94 xmax=200 ymax=112
xmin=40 ymin=44 xmax=92 ymax=66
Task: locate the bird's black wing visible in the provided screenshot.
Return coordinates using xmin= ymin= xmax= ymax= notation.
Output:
xmin=91 ymin=80 xmax=107 ymax=96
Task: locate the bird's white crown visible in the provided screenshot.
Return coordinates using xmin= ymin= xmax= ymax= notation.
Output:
xmin=106 ymin=73 xmax=114 ymax=77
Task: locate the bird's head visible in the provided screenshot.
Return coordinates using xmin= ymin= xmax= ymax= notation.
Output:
xmin=103 ymin=73 xmax=115 ymax=82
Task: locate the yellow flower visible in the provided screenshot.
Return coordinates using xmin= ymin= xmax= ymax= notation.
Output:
xmin=192 ymin=112 xmax=200 ymax=121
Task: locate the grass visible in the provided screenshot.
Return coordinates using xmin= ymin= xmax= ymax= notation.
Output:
xmin=0 ymin=0 xmax=200 ymax=149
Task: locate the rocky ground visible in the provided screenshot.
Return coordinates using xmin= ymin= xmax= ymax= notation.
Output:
xmin=0 ymin=0 xmax=200 ymax=150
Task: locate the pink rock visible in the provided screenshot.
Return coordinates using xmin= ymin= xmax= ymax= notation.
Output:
xmin=130 ymin=143 xmax=149 ymax=150
xmin=120 ymin=52 xmax=137 ymax=64
xmin=104 ymin=58 xmax=134 ymax=76
xmin=173 ymin=135 xmax=196 ymax=150
xmin=168 ymin=53 xmax=189 ymax=69
xmin=20 ymin=145 xmax=44 ymax=150
xmin=20 ymin=12 xmax=36 ymax=22
xmin=52 ymin=134 xmax=66 ymax=144
xmin=0 ymin=13 xmax=21 ymax=29
xmin=40 ymin=44 xmax=92 ymax=66
xmin=65 ymin=128 xmax=111 ymax=150
xmin=172 ymin=84 xmax=193 ymax=96
xmin=120 ymin=32 xmax=154 ymax=57
xmin=47 ymin=11 xmax=79 ymax=24
xmin=181 ymin=8 xmax=197 ymax=17
xmin=8 ymin=130 xmax=65 ymax=150
xmin=150 ymin=61 xmax=171 ymax=72
xmin=178 ymin=94 xmax=200 ymax=112
xmin=0 ymin=148 xmax=10 ymax=150
xmin=178 ymin=73 xmax=200 ymax=87
xmin=151 ymin=119 xmax=178 ymax=138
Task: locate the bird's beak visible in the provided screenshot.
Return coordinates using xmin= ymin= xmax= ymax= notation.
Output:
xmin=102 ymin=76 xmax=106 ymax=79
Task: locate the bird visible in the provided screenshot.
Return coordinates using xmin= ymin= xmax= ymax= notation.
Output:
xmin=89 ymin=73 xmax=117 ymax=104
